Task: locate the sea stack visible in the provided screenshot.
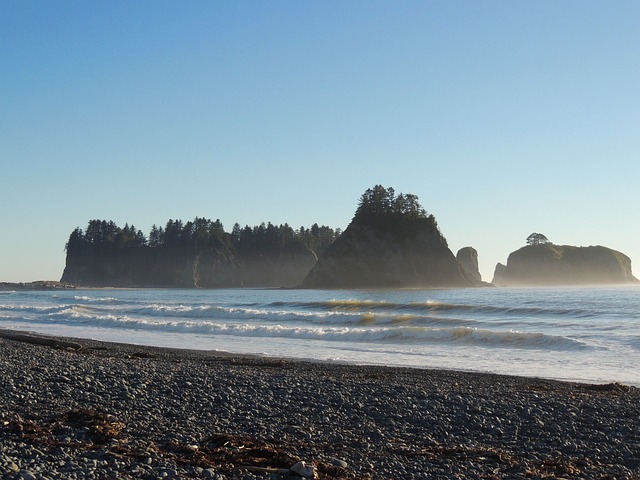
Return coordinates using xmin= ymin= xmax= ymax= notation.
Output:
xmin=302 ymin=185 xmax=480 ymax=288
xmin=492 ymin=243 xmax=638 ymax=286
xmin=456 ymin=247 xmax=483 ymax=284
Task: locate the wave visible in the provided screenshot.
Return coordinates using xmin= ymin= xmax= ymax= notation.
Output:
xmin=73 ymin=295 xmax=119 ymax=303
xmin=83 ymin=302 xmax=478 ymax=329
xmin=268 ymin=299 xmax=596 ymax=318
xmin=0 ymin=299 xmax=585 ymax=335
xmin=31 ymin=305 xmax=589 ymax=351
xmin=0 ymin=304 xmax=73 ymax=315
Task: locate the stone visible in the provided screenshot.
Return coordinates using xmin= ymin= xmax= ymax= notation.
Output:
xmin=330 ymin=458 xmax=348 ymax=468
xmin=290 ymin=461 xmax=315 ymax=479
xmin=202 ymin=468 xmax=217 ymax=479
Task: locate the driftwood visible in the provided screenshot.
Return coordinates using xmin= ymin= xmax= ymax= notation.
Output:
xmin=0 ymin=332 xmax=82 ymax=350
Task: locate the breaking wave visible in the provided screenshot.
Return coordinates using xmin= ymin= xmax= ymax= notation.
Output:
xmin=270 ymin=299 xmax=596 ymax=318
xmin=24 ymin=304 xmax=587 ymax=351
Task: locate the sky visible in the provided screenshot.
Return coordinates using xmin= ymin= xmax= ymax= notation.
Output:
xmin=1 ymin=1 xmax=639 ymax=283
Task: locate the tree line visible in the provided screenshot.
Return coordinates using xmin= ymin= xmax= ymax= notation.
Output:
xmin=66 ymin=218 xmax=341 ymax=257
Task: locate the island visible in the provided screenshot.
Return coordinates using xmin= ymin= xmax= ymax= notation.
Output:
xmin=492 ymin=233 xmax=638 ymax=286
xmin=61 ymin=219 xmax=338 ymax=288
xmin=302 ymin=185 xmax=481 ymax=288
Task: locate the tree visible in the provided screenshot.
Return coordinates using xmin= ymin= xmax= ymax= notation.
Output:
xmin=526 ymin=233 xmax=550 ymax=246
xmin=65 ymin=227 xmax=87 ymax=253
xmin=149 ymin=225 xmax=163 ymax=247
xmin=354 ymin=185 xmax=395 ymax=221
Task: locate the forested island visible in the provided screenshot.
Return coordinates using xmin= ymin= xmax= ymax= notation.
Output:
xmin=62 ymin=219 xmax=339 ymax=287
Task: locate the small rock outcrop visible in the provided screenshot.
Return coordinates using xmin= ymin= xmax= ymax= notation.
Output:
xmin=492 ymin=244 xmax=638 ymax=286
xmin=302 ymin=186 xmax=480 ymax=288
xmin=456 ymin=247 xmax=482 ymax=283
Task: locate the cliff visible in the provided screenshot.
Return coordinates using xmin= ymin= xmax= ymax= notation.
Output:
xmin=302 ymin=186 xmax=479 ymax=289
xmin=61 ymin=246 xmax=318 ymax=288
xmin=61 ymin=245 xmax=242 ymax=288
xmin=492 ymin=244 xmax=639 ymax=286
xmin=456 ymin=247 xmax=483 ymax=284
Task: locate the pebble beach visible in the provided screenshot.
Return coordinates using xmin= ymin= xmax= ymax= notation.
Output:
xmin=1 ymin=330 xmax=639 ymax=479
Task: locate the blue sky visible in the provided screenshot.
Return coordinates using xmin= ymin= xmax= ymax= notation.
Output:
xmin=2 ymin=1 xmax=639 ymax=283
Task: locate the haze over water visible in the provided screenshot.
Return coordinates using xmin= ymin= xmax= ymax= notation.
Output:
xmin=2 ymin=286 xmax=638 ymax=386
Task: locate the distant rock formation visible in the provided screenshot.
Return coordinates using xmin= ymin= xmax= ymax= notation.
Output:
xmin=302 ymin=186 xmax=481 ymax=289
xmin=492 ymin=244 xmax=639 ymax=286
xmin=456 ymin=247 xmax=482 ymax=283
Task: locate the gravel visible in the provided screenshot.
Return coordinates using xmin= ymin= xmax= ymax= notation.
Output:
xmin=1 ymin=330 xmax=639 ymax=479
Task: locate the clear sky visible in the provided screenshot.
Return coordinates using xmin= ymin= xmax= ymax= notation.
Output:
xmin=2 ymin=1 xmax=639 ymax=283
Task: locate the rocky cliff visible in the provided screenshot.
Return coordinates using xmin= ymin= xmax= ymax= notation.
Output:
xmin=61 ymin=243 xmax=318 ymax=288
xmin=492 ymin=244 xmax=638 ymax=286
xmin=456 ymin=247 xmax=483 ymax=284
xmin=302 ymin=186 xmax=480 ymax=289
xmin=61 ymin=245 xmax=242 ymax=288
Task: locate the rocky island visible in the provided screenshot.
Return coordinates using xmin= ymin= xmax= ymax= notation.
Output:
xmin=492 ymin=234 xmax=638 ymax=286
xmin=302 ymin=186 xmax=480 ymax=288
xmin=61 ymin=219 xmax=337 ymax=288
xmin=60 ymin=187 xmax=486 ymax=290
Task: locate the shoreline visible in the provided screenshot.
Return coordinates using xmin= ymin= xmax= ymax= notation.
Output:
xmin=1 ymin=329 xmax=638 ymax=479
xmin=0 ymin=328 xmax=633 ymax=387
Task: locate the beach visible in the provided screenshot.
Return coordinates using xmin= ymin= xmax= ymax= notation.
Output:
xmin=1 ymin=330 xmax=638 ymax=479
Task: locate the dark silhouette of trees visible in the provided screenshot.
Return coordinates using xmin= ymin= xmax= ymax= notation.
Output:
xmin=70 ymin=220 xmax=146 ymax=250
xmin=65 ymin=227 xmax=88 ymax=253
xmin=354 ymin=185 xmax=430 ymax=224
xmin=526 ymin=233 xmax=551 ymax=246
xmin=351 ymin=185 xmax=439 ymax=238
xmin=65 ymin=217 xmax=339 ymax=267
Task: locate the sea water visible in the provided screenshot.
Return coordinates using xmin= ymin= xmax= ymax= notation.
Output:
xmin=1 ymin=286 xmax=638 ymax=386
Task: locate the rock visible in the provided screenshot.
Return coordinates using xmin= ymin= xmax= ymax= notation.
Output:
xmin=202 ymin=468 xmax=217 ymax=479
xmin=456 ymin=247 xmax=482 ymax=283
xmin=492 ymin=244 xmax=639 ymax=286
xmin=492 ymin=262 xmax=508 ymax=286
xmin=302 ymin=186 xmax=481 ymax=288
xmin=330 ymin=458 xmax=348 ymax=468
xmin=290 ymin=461 xmax=315 ymax=478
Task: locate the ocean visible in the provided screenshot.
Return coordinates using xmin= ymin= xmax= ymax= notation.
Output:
xmin=1 ymin=286 xmax=638 ymax=386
